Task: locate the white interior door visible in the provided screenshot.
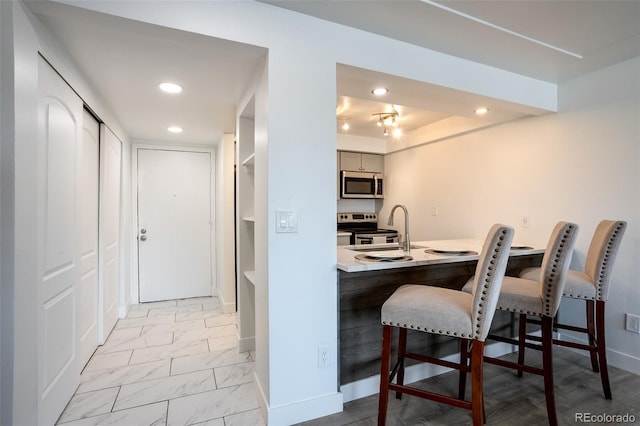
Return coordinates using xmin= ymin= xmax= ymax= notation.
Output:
xmin=78 ymin=109 xmax=100 ymax=366
xmin=37 ymin=57 xmax=82 ymax=425
xmin=137 ymin=149 xmax=213 ymax=302
xmin=99 ymin=125 xmax=122 ymax=342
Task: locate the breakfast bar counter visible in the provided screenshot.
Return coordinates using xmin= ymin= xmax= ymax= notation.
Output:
xmin=336 ymin=239 xmax=544 ymax=387
xmin=338 ymin=238 xmax=543 ymax=272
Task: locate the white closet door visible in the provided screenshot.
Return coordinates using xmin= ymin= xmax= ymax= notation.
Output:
xmin=99 ymin=125 xmax=122 ymax=343
xmin=78 ymin=109 xmax=100 ymax=367
xmin=37 ymin=57 xmax=82 ymax=425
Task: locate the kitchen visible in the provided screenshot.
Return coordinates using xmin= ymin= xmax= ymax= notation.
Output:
xmin=2 ymin=1 xmax=639 ymax=426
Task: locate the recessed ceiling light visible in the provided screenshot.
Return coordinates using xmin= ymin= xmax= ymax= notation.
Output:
xmin=167 ymin=126 xmax=183 ymax=133
xmin=158 ymin=82 xmax=183 ymax=94
xmin=474 ymin=107 xmax=490 ymax=115
xmin=372 ymin=87 xmax=389 ymax=96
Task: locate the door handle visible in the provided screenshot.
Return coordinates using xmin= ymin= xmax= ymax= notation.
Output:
xmin=140 ymin=228 xmax=147 ymax=234
xmin=140 ymin=235 xmax=147 ymax=241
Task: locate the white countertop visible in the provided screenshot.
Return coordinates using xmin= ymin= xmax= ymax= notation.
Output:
xmin=337 ymin=231 xmax=352 ymax=237
xmin=337 ymin=239 xmax=544 ymax=273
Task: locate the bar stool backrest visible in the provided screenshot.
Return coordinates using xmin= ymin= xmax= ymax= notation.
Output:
xmin=584 ymin=220 xmax=627 ymax=301
xmin=540 ymin=222 xmax=579 ymax=317
xmin=471 ymin=224 xmax=514 ymax=341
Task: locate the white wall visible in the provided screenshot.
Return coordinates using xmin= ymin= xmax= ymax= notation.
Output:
xmin=215 ymin=133 xmax=236 ymax=313
xmin=338 ymin=133 xmax=386 ymax=153
xmin=59 ymin=1 xmax=561 ymax=424
xmin=6 ymin=5 xmax=43 ymax=424
xmin=382 ymin=57 xmax=640 ymax=373
xmin=119 ymin=133 xmax=132 ymax=314
xmin=0 ymin=2 xmax=13 ymax=424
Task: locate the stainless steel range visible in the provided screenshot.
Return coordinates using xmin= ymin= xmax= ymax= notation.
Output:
xmin=337 ymin=212 xmax=399 ymax=245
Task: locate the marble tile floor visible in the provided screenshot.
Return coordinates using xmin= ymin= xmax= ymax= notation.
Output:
xmin=56 ymin=296 xmax=265 ymax=426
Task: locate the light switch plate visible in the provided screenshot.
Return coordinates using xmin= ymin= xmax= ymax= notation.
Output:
xmin=276 ymin=210 xmax=298 ymax=233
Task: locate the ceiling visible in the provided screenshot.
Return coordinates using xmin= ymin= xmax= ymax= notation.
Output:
xmin=26 ymin=1 xmax=640 ymax=144
xmin=335 ymin=64 xmax=546 ymax=139
xmin=263 ymin=0 xmax=640 ymax=83
xmin=26 ymin=1 xmax=267 ymax=145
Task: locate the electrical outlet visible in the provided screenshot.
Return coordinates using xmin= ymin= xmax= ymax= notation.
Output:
xmin=625 ymin=314 xmax=640 ymax=334
xmin=520 ymin=215 xmax=530 ymax=228
xmin=318 ymin=346 xmax=330 ymax=367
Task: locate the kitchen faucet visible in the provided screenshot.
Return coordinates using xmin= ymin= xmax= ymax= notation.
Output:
xmin=388 ymin=204 xmax=410 ymax=253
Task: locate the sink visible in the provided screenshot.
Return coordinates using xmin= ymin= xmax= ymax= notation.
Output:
xmin=350 ymin=244 xmax=427 ymax=252
xmin=354 ymin=253 xmax=414 ymax=262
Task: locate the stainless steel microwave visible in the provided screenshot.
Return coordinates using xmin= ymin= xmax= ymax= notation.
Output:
xmin=341 ymin=171 xmax=384 ymax=199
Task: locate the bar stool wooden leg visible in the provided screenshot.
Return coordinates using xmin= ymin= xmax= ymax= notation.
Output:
xmin=378 ymin=325 xmax=393 ymax=426
xmin=541 ymin=316 xmax=558 ymax=426
xmin=396 ymin=328 xmax=407 ymax=400
xmin=517 ymin=313 xmax=527 ymax=378
xmin=458 ymin=340 xmax=469 ymax=399
xmin=470 ymin=341 xmax=485 ymax=426
xmin=586 ymin=300 xmax=599 ymax=372
xmin=596 ymin=300 xmax=612 ymax=399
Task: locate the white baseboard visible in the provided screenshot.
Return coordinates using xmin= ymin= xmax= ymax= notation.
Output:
xmin=118 ymin=301 xmax=130 ymax=318
xmin=238 ymin=335 xmax=255 ymax=353
xmin=253 ymin=372 xmax=343 ymax=425
xmin=216 ymin=287 xmax=236 ymax=314
xmin=557 ymin=333 xmax=640 ymax=375
xmin=340 ymin=341 xmax=517 ymax=403
xmin=253 ymin=372 xmax=268 ymax=424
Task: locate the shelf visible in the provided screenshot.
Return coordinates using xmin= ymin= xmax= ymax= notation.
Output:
xmin=244 ymin=270 xmax=256 ymax=285
xmin=242 ymin=216 xmax=255 ymax=222
xmin=241 ymin=153 xmax=255 ymax=167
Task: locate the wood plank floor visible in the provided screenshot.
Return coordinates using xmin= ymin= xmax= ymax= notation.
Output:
xmin=299 ymin=347 xmax=640 ymax=425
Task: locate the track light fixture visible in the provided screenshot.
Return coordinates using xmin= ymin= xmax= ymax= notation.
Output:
xmin=372 ymin=110 xmax=399 ymax=136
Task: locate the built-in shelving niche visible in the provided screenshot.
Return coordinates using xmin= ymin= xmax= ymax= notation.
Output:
xmin=236 ymin=97 xmax=256 ymax=353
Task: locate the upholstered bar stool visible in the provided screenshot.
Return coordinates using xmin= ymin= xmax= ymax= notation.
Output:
xmin=461 ymin=221 xmax=578 ymax=426
xmin=518 ymin=220 xmax=626 ymax=399
xmin=377 ymin=224 xmax=514 ymax=426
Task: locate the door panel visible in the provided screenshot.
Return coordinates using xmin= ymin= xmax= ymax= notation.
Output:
xmin=78 ymin=109 xmax=100 ymax=367
xmin=137 ymin=149 xmax=213 ymax=302
xmin=38 ymin=57 xmax=82 ymax=425
xmin=43 ymin=288 xmax=75 ymax=386
xmin=43 ymin=103 xmax=76 ymax=276
xmin=99 ymin=126 xmax=122 ymax=342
